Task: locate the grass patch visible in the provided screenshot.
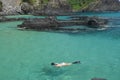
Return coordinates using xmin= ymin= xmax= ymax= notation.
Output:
xmin=67 ymin=0 xmax=96 ymax=10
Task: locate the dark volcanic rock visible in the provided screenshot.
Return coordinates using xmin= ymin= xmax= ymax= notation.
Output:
xmin=70 ymin=16 xmax=108 ymax=28
xmin=18 ymin=16 xmax=108 ymax=32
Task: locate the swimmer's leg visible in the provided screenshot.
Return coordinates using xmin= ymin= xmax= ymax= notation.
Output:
xmin=72 ymin=61 xmax=80 ymax=64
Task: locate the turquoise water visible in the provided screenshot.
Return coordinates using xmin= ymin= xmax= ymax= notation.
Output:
xmin=0 ymin=12 xmax=120 ymax=80
xmin=6 ymin=15 xmax=45 ymax=18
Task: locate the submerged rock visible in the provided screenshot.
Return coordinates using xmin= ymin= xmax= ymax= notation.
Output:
xmin=91 ymin=78 xmax=107 ymax=80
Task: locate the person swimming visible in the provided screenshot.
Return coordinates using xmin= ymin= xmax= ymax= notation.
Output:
xmin=51 ymin=61 xmax=80 ymax=67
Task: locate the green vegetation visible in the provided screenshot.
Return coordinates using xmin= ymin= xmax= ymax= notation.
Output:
xmin=22 ymin=0 xmax=37 ymax=5
xmin=21 ymin=0 xmax=97 ymax=11
xmin=67 ymin=0 xmax=96 ymax=10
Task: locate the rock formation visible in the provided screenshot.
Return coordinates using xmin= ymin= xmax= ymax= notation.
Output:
xmin=33 ymin=0 xmax=72 ymax=16
xmin=0 ymin=0 xmax=71 ymax=15
xmin=0 ymin=0 xmax=22 ymax=15
xmin=84 ymin=0 xmax=120 ymax=12
xmin=21 ymin=2 xmax=34 ymax=14
xmin=18 ymin=16 xmax=108 ymax=32
xmin=0 ymin=0 xmax=120 ymax=15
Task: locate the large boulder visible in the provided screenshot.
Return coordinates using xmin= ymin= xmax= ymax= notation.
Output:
xmin=21 ymin=2 xmax=34 ymax=14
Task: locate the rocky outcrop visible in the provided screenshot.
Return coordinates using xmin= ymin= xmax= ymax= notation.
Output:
xmin=0 ymin=0 xmax=22 ymax=15
xmin=0 ymin=0 xmax=120 ymax=15
xmin=0 ymin=0 xmax=39 ymax=15
xmin=21 ymin=2 xmax=34 ymax=14
xmin=0 ymin=0 xmax=71 ymax=15
xmin=84 ymin=0 xmax=120 ymax=12
xmin=18 ymin=16 xmax=108 ymax=32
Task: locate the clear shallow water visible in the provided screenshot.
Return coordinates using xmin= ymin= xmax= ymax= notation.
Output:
xmin=0 ymin=12 xmax=120 ymax=80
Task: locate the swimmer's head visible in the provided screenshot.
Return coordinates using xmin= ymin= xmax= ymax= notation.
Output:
xmin=51 ymin=62 xmax=55 ymax=65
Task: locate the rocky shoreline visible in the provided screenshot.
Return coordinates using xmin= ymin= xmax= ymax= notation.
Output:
xmin=0 ymin=0 xmax=120 ymax=16
xmin=0 ymin=0 xmax=117 ymax=33
xmin=0 ymin=13 xmax=108 ymax=33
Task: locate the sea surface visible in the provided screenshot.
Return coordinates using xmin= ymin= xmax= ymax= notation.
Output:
xmin=0 ymin=12 xmax=120 ymax=80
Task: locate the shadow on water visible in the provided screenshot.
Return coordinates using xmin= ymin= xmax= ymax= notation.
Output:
xmin=26 ymin=66 xmax=68 ymax=80
xmin=40 ymin=66 xmax=66 ymax=77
